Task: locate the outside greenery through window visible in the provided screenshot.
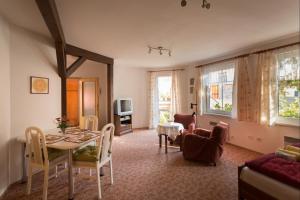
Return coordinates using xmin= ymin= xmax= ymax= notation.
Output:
xmin=278 ymin=51 xmax=300 ymax=120
xmin=158 ymin=76 xmax=172 ymax=123
xmin=204 ymin=66 xmax=235 ymax=115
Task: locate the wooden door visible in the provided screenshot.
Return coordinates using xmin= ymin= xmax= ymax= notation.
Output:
xmin=66 ymin=79 xmax=79 ymax=126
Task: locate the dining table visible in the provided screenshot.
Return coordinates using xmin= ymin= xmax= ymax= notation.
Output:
xmin=17 ymin=127 xmax=102 ymax=200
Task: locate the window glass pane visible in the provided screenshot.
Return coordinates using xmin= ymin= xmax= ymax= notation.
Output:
xmin=158 ymin=76 xmax=172 ymax=123
xmin=278 ymin=50 xmax=300 ymax=119
xmin=205 ymin=64 xmax=235 ymax=114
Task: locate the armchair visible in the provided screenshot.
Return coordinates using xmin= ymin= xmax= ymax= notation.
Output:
xmin=173 ymin=114 xmax=196 ymax=147
xmin=182 ymin=124 xmax=228 ymax=165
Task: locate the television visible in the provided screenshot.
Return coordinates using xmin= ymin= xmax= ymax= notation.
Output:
xmin=114 ymin=98 xmax=133 ymax=116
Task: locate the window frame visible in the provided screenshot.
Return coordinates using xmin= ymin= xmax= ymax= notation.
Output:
xmin=202 ymin=61 xmax=235 ymax=117
xmin=275 ymin=47 xmax=300 ymax=126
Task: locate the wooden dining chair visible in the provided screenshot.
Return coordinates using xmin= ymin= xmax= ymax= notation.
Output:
xmin=25 ymin=127 xmax=68 ymax=200
xmin=72 ymin=123 xmax=115 ymax=199
xmin=84 ymin=115 xmax=98 ymax=131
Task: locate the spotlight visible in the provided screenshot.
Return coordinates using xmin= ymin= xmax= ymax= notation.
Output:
xmin=181 ymin=0 xmax=187 ymax=7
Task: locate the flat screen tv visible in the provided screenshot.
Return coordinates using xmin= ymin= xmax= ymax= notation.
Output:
xmin=114 ymin=98 xmax=133 ymax=116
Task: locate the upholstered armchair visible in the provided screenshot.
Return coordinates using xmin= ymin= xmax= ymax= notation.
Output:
xmin=182 ymin=124 xmax=228 ymax=166
xmin=173 ymin=114 xmax=196 ymax=147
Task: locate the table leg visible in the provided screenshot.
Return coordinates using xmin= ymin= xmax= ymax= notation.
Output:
xmin=159 ymin=135 xmax=162 ymax=147
xmin=68 ymin=149 xmax=74 ymax=200
xmin=164 ymin=134 xmax=168 ymax=154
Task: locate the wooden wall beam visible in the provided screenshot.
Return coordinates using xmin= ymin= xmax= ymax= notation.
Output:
xmin=107 ymin=64 xmax=114 ymax=123
xmin=66 ymin=57 xmax=87 ymax=77
xmin=35 ymin=0 xmax=65 ymax=43
xmin=66 ymin=44 xmax=114 ymax=65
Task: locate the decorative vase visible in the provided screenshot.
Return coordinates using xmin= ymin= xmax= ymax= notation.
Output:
xmin=61 ymin=127 xmax=66 ymax=134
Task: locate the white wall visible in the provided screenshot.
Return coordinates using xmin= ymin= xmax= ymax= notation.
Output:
xmin=0 ymin=15 xmax=11 ymax=196
xmin=184 ymin=35 xmax=300 ymax=154
xmin=114 ymin=66 xmax=149 ymax=128
xmin=9 ymin=25 xmax=61 ymax=183
xmin=70 ymin=59 xmax=108 ymax=128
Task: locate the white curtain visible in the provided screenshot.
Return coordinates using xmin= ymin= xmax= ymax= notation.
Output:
xmin=170 ymin=71 xmax=182 ymax=120
xmin=148 ymin=72 xmax=159 ymax=129
xmin=255 ymin=51 xmax=278 ymax=126
xmin=195 ymin=68 xmax=203 ymax=115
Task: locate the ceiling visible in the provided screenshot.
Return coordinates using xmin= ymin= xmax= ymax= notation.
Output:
xmin=0 ymin=0 xmax=299 ymax=68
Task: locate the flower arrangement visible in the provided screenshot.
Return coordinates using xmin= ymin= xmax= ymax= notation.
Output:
xmin=55 ymin=116 xmax=69 ymax=134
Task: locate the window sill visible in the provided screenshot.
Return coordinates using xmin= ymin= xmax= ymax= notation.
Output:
xmin=275 ymin=122 xmax=300 ymax=128
xmin=276 ymin=117 xmax=300 ymax=127
xmin=203 ymin=113 xmax=232 ymax=119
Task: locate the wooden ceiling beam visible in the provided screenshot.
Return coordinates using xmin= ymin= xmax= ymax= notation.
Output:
xmin=66 ymin=44 xmax=114 ymax=65
xmin=66 ymin=56 xmax=87 ymax=77
xmin=35 ymin=0 xmax=65 ymax=43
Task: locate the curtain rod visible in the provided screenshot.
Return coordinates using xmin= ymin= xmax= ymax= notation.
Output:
xmin=148 ymin=69 xmax=185 ymax=72
xmin=195 ymin=41 xmax=300 ymax=68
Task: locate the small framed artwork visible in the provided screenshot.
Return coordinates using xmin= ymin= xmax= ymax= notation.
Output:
xmin=190 ymin=78 xmax=195 ymax=86
xmin=30 ymin=76 xmax=49 ymax=94
xmin=190 ymin=86 xmax=194 ymax=94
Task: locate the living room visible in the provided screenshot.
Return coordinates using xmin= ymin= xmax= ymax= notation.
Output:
xmin=0 ymin=0 xmax=299 ymax=200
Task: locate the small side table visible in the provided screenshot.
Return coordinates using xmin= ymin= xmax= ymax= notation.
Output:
xmin=159 ymin=133 xmax=168 ymax=153
xmin=157 ymin=122 xmax=184 ymax=154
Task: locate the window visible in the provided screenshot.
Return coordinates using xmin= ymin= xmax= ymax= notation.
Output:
xmin=276 ymin=48 xmax=300 ymax=125
xmin=203 ymin=62 xmax=235 ymax=116
xmin=158 ymin=76 xmax=172 ymax=123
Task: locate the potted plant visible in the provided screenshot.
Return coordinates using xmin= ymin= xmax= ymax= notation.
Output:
xmin=55 ymin=116 xmax=69 ymax=134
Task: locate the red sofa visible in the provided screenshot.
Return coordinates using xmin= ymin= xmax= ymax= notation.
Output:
xmin=182 ymin=124 xmax=228 ymax=166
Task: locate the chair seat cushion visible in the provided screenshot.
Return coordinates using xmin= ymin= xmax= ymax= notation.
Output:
xmin=47 ymin=148 xmax=66 ymax=161
xmin=73 ymin=145 xmax=98 ymax=162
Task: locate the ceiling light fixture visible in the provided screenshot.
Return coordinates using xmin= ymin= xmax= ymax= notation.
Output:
xmin=148 ymin=46 xmax=172 ymax=57
xmin=181 ymin=0 xmax=211 ymax=9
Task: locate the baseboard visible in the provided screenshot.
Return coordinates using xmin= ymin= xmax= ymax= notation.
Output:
xmin=226 ymin=142 xmax=263 ymax=155
xmin=132 ymin=127 xmax=149 ymax=131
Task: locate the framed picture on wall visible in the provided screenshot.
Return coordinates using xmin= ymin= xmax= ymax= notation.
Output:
xmin=30 ymin=76 xmax=49 ymax=94
xmin=190 ymin=86 xmax=194 ymax=94
xmin=190 ymin=78 xmax=195 ymax=86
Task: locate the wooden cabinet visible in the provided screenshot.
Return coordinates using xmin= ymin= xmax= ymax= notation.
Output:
xmin=114 ymin=114 xmax=133 ymax=136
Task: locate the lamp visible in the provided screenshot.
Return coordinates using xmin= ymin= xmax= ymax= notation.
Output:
xmin=180 ymin=0 xmax=211 ymax=9
xmin=148 ymin=46 xmax=172 ymax=57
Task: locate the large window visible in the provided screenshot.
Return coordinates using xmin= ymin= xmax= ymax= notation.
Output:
xmin=203 ymin=63 xmax=235 ymax=116
xmin=277 ymin=48 xmax=300 ymax=125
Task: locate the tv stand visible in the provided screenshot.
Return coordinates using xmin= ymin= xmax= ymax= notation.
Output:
xmin=114 ymin=114 xmax=133 ymax=136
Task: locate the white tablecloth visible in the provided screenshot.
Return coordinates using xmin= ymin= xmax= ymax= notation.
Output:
xmin=156 ymin=122 xmax=184 ymax=141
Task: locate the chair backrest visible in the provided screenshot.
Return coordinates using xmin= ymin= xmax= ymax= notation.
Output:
xmin=218 ymin=121 xmax=229 ymax=142
xmin=174 ymin=114 xmax=196 ymax=129
xmin=97 ymin=123 xmax=115 ymax=162
xmin=84 ymin=115 xmax=98 ymax=131
xmin=25 ymin=127 xmax=48 ymax=166
xmin=210 ymin=125 xmax=227 ymax=145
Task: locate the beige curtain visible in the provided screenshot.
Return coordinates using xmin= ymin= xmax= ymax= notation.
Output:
xmin=255 ymin=52 xmax=278 ymax=125
xmin=195 ymin=67 xmax=203 ymax=115
xmin=170 ymin=71 xmax=182 ymax=119
xmin=237 ymin=57 xmax=256 ymax=121
xmin=148 ymin=72 xmax=159 ymax=128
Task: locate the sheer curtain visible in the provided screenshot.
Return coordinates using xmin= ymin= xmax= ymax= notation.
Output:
xmin=255 ymin=51 xmax=278 ymax=126
xmin=170 ymin=70 xmax=182 ymax=120
xmin=148 ymin=72 xmax=159 ymax=128
xmin=237 ymin=57 xmax=257 ymax=122
xmin=195 ymin=68 xmax=203 ymax=115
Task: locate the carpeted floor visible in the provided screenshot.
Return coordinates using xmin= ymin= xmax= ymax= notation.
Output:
xmin=2 ymin=129 xmax=261 ymax=200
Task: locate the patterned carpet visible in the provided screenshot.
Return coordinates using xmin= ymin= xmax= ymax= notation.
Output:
xmin=2 ymin=129 xmax=261 ymax=200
